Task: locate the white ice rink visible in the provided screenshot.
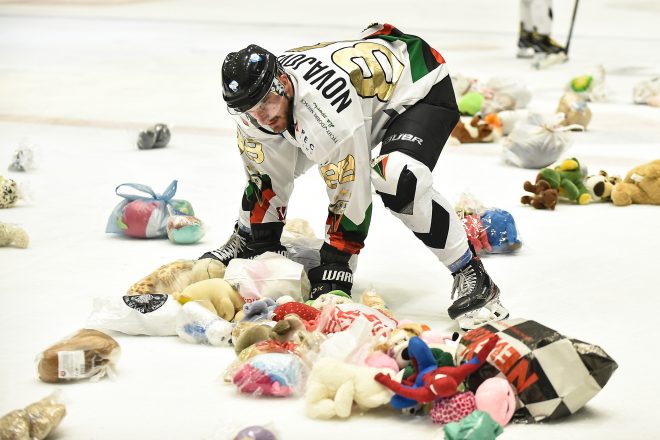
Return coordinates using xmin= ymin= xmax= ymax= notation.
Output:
xmin=1 ymin=1 xmax=659 ymax=439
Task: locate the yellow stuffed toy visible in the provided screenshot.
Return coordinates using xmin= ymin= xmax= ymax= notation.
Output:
xmin=611 ymin=160 xmax=660 ymax=206
xmin=127 ymin=258 xmax=225 ymax=295
xmin=173 ymin=278 xmax=244 ymax=321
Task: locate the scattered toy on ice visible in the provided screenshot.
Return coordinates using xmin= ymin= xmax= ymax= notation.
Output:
xmin=7 ymin=142 xmax=38 ymax=172
xmin=167 ymin=214 xmax=205 ymax=244
xmin=611 ymin=159 xmax=660 ymax=206
xmin=0 ymin=222 xmax=29 ymax=248
xmin=106 ymin=180 xmax=195 ymax=238
xmin=556 ymin=92 xmax=592 ymax=130
xmin=0 ymin=393 xmax=66 ymax=440
xmin=137 ymin=123 xmax=171 ymax=149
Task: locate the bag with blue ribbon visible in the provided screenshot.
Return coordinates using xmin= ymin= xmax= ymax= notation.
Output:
xmin=106 ymin=180 xmax=194 ymax=238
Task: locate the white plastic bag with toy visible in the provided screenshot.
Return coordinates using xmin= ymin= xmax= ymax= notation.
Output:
xmin=85 ymin=293 xmax=181 ymax=336
xmin=224 ymin=252 xmax=311 ymax=303
xmin=176 ymin=300 xmax=233 ymax=346
xmin=502 ymin=113 xmax=579 ymax=169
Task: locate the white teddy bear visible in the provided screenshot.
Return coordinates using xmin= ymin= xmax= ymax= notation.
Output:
xmin=305 ymin=357 xmax=394 ymax=419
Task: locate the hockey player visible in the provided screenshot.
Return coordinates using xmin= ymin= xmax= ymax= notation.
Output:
xmin=518 ymin=0 xmax=568 ymax=67
xmin=200 ymin=23 xmax=509 ymax=329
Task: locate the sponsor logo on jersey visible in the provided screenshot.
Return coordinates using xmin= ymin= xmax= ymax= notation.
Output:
xmin=278 ymin=53 xmax=353 ymax=113
xmin=383 ymin=133 xmax=423 ymax=145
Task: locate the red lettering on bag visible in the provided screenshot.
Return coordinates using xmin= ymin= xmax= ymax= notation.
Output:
xmin=506 ymin=358 xmax=539 ymax=393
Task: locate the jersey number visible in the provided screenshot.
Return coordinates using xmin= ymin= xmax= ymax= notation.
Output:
xmin=321 ymin=154 xmax=355 ymax=189
xmin=237 ymin=130 xmax=264 ymax=164
xmin=332 ymin=42 xmax=404 ymax=102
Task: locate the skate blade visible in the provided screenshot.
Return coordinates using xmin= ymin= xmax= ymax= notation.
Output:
xmin=456 ymin=301 xmax=510 ymax=331
xmin=531 ymin=52 xmax=568 ymax=70
xmin=517 ymin=47 xmax=535 ymax=59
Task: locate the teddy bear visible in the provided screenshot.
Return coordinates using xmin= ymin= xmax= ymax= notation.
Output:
xmin=173 ymin=278 xmax=244 ymax=321
xmin=611 ymin=160 xmax=660 ymax=206
xmin=127 ymin=258 xmax=226 ymax=295
xmin=233 ymin=314 xmax=313 ymax=355
xmin=374 ymin=323 xmax=426 ymax=369
xmin=539 ymin=157 xmax=592 ymax=205
xmin=521 ymin=179 xmax=559 ymax=210
xmin=556 ymin=92 xmax=592 ymax=130
xmin=0 ymin=222 xmax=29 ymax=248
xmin=584 ymin=170 xmax=621 ymax=202
xmin=305 ymin=357 xmax=394 ymax=419
xmin=450 ymin=115 xmax=501 ymax=144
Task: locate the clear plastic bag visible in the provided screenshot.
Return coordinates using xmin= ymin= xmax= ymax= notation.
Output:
xmin=0 ymin=392 xmax=66 ymax=440
xmin=36 ymin=329 xmax=120 ymax=383
xmin=231 ymin=352 xmax=307 ymax=397
xmin=633 ymin=77 xmax=660 ymax=105
xmin=7 ymin=140 xmax=39 ymax=172
xmin=86 ymin=293 xmax=181 ymax=336
xmin=105 ymin=180 xmax=194 ymax=238
xmin=0 ymin=222 xmax=29 ymax=248
xmin=176 ymin=301 xmax=233 ymax=346
xmin=502 ymin=113 xmax=577 ymax=169
xmin=224 ymin=252 xmax=311 ymax=303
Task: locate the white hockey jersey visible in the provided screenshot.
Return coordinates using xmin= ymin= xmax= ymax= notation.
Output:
xmin=232 ymin=23 xmax=451 ymax=254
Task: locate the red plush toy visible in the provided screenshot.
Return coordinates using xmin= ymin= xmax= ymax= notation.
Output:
xmin=375 ymin=335 xmax=499 ymax=406
xmin=272 ymin=302 xmax=321 ymax=330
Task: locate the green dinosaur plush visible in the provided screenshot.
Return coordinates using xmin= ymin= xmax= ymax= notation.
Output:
xmin=539 ymin=158 xmax=592 ymax=205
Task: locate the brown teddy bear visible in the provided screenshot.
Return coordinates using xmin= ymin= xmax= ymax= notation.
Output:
xmin=449 ymin=115 xmax=501 ymax=144
xmin=127 ymin=258 xmax=225 ymax=295
xmin=521 ymin=179 xmax=559 ymax=210
xmin=611 ymin=160 xmax=660 ymax=206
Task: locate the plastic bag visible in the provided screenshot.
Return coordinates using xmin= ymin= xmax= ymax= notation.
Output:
xmin=566 ymin=65 xmax=607 ymax=102
xmin=232 ymin=352 xmax=307 ymax=397
xmin=556 ymin=92 xmax=592 ymax=130
xmin=167 ymin=215 xmax=205 ymax=244
xmin=482 ymin=77 xmax=532 ymax=112
xmin=86 ymin=293 xmax=181 ymax=336
xmin=0 ymin=393 xmax=66 ymax=440
xmin=0 ymin=222 xmax=29 ymax=248
xmin=36 ymin=329 xmax=120 ymax=383
xmin=480 ymin=208 xmax=522 ymax=254
xmin=1 ymin=175 xmax=30 ymax=209
xmin=633 ymin=76 xmax=660 ymax=105
xmin=7 ymin=141 xmax=39 ymax=172
xmin=502 ymin=113 xmax=579 ymax=169
xmin=176 ymin=301 xmax=233 ymax=346
xmin=224 ymin=252 xmax=311 ymax=303
xmin=455 ymin=318 xmax=618 ymax=422
xmin=106 ymin=180 xmax=194 ymax=238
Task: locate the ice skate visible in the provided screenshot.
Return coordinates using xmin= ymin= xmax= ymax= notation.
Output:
xmin=517 ymin=26 xmax=536 ymax=59
xmin=447 ymin=257 xmax=508 ymax=330
xmin=530 ymin=33 xmax=568 ymax=69
xmin=198 ymin=224 xmax=250 ymax=265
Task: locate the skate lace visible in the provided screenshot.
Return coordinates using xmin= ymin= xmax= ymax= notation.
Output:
xmin=451 ymin=266 xmax=477 ymax=300
xmin=209 ymin=232 xmax=246 ymax=261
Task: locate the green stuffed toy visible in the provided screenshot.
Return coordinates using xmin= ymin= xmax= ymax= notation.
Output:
xmin=539 ymin=158 xmax=592 ymax=205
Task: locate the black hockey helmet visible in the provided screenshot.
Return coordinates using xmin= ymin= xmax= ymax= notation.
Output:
xmin=222 ymin=44 xmax=279 ymax=113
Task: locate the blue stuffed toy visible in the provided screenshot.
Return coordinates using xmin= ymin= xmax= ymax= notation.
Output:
xmin=480 ymin=208 xmax=522 ymax=254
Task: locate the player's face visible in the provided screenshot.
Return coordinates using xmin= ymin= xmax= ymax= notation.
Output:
xmin=245 ymin=73 xmax=292 ymax=134
xmin=246 ymin=90 xmax=289 ymax=133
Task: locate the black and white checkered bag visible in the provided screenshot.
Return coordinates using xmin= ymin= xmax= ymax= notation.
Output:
xmin=455 ymin=318 xmax=618 ymax=423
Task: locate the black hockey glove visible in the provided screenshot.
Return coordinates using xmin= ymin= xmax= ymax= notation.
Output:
xmin=307 ymin=244 xmax=353 ymax=300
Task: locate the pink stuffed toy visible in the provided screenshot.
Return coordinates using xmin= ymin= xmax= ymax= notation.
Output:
xmin=475 ymin=377 xmax=517 ymax=426
xmin=430 ymin=391 xmax=477 ymax=424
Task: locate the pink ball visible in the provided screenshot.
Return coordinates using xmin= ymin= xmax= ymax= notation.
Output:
xmin=475 ymin=377 xmax=517 ymax=426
